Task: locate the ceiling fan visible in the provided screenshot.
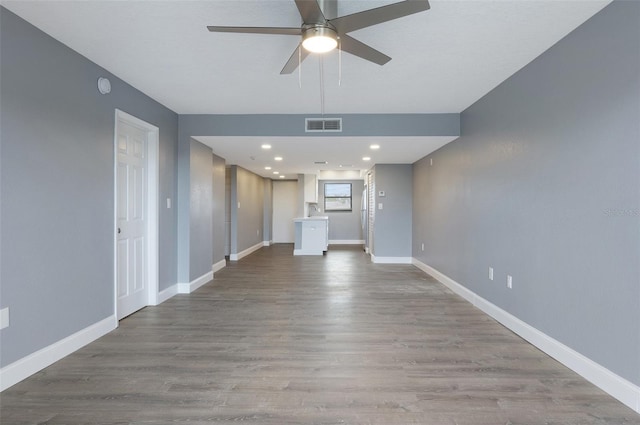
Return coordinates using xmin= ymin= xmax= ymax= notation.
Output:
xmin=207 ymin=0 xmax=430 ymax=74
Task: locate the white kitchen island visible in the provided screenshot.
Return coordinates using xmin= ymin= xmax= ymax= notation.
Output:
xmin=293 ymin=216 xmax=329 ymax=256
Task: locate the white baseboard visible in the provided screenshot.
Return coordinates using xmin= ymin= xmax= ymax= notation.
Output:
xmin=177 ymin=271 xmax=213 ymax=294
xmin=371 ymin=255 xmax=412 ymax=264
xmin=230 ymin=241 xmax=263 ymax=261
xmin=154 ymin=266 xmax=225 ymax=306
xmin=411 ymin=258 xmax=640 ymax=414
xmin=329 ymin=239 xmax=364 ymax=245
xmin=263 ymin=240 xmax=272 ymax=247
xmin=212 ymin=259 xmax=226 ymax=274
xmin=156 ymin=284 xmax=178 ymax=304
xmin=0 ymin=316 xmax=116 ymax=392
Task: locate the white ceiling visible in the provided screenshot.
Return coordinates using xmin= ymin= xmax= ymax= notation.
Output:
xmin=195 ymin=135 xmax=458 ymax=178
xmin=2 ymin=0 xmax=611 ymax=177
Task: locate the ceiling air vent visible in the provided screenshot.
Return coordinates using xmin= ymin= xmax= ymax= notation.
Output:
xmin=305 ymin=118 xmax=342 ymax=133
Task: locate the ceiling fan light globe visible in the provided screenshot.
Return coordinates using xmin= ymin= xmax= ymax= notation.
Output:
xmin=302 ymin=27 xmax=338 ymax=53
xmin=303 ymin=35 xmax=337 ymax=53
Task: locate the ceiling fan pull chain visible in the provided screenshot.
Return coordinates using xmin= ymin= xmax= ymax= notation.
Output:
xmin=298 ymin=45 xmax=302 ymax=88
xmin=338 ymin=38 xmax=342 ymax=87
xmin=319 ymin=56 xmax=325 ymax=117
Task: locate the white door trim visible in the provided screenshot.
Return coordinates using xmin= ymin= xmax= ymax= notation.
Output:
xmin=113 ymin=109 xmax=160 ymax=323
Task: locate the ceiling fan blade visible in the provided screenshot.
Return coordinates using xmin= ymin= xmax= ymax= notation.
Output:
xmin=294 ymin=0 xmax=327 ymax=24
xmin=339 ymin=34 xmax=391 ymax=66
xmin=280 ymin=44 xmax=311 ymax=74
xmin=330 ymin=0 xmax=430 ymax=33
xmin=207 ymin=26 xmax=302 ymax=36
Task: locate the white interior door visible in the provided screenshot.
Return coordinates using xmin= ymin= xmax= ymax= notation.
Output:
xmin=116 ymin=120 xmax=149 ymax=319
xmin=272 ymin=180 xmax=298 ymax=243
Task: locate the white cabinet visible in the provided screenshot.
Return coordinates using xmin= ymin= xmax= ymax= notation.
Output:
xmin=304 ymin=174 xmax=318 ymax=203
xmin=293 ymin=217 xmax=328 ymax=256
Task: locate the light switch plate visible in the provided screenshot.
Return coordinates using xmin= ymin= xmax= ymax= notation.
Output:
xmin=0 ymin=308 xmax=9 ymax=330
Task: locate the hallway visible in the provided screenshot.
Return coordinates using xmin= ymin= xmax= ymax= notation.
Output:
xmin=1 ymin=245 xmax=637 ymax=424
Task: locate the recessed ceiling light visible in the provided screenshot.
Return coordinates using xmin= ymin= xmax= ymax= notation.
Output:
xmin=274 ymin=156 xmax=283 ymax=161
xmin=273 ymin=171 xmax=279 ymax=175
xmin=362 ymin=157 xmax=371 ymax=161
xmin=261 ymin=144 xmax=272 ymax=150
xmin=370 ymin=144 xmax=380 ymax=150
xmin=279 ymin=175 xmax=285 ymax=179
xmin=265 ymin=166 xmax=272 ymax=170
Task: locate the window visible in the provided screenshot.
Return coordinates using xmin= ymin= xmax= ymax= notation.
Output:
xmin=324 ymin=183 xmax=352 ymax=211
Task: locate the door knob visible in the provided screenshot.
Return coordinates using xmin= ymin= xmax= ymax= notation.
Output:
xmin=118 ymin=228 xmax=121 ymax=234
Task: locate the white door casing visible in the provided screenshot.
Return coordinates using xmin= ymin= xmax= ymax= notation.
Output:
xmin=367 ymin=172 xmax=374 ymax=255
xmin=114 ymin=110 xmax=159 ymax=321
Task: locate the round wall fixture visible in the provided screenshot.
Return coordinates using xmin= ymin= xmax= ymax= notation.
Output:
xmin=97 ymin=77 xmax=111 ymax=94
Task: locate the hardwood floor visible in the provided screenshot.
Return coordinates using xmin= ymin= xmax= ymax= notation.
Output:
xmin=2 ymin=244 xmax=638 ymax=424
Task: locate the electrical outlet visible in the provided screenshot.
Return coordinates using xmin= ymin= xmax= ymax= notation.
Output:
xmin=507 ymin=275 xmax=513 ymax=289
xmin=430 ymin=158 xmax=433 ymax=166
xmin=166 ymin=198 xmax=171 ymax=209
xmin=421 ymin=243 xmax=425 ymax=251
xmin=489 ymin=267 xmax=494 ymax=281
xmin=378 ymin=203 xmax=383 ymax=210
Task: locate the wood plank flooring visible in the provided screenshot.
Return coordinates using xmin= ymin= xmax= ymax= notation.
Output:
xmin=2 ymin=244 xmax=638 ymax=424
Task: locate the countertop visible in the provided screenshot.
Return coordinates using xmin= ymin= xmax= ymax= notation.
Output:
xmin=293 ymin=216 xmax=329 ymax=221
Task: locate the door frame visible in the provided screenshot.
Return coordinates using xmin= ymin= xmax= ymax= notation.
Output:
xmin=113 ymin=109 xmax=160 ymax=323
xmin=366 ymin=171 xmax=374 ymax=255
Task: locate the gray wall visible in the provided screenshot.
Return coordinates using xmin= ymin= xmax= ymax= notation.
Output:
xmin=297 ymin=174 xmax=306 ymax=218
xmin=229 ymin=167 xmax=239 ymax=255
xmin=224 ymin=167 xmax=231 ymax=256
xmin=263 ymin=179 xmax=273 ymax=243
xmin=188 ymin=139 xmax=213 ymax=281
xmin=317 ymin=180 xmax=364 ymax=242
xmin=183 ymin=145 xmax=226 ymax=278
xmin=212 ymin=153 xmax=226 ymax=266
xmin=373 ymin=165 xmax=413 ymax=258
xmin=178 ymin=114 xmax=459 ymax=138
xmin=230 ymin=166 xmax=266 ymax=256
xmin=0 ymin=8 xmax=178 ymax=366
xmin=412 ymin=0 xmax=639 ymax=386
